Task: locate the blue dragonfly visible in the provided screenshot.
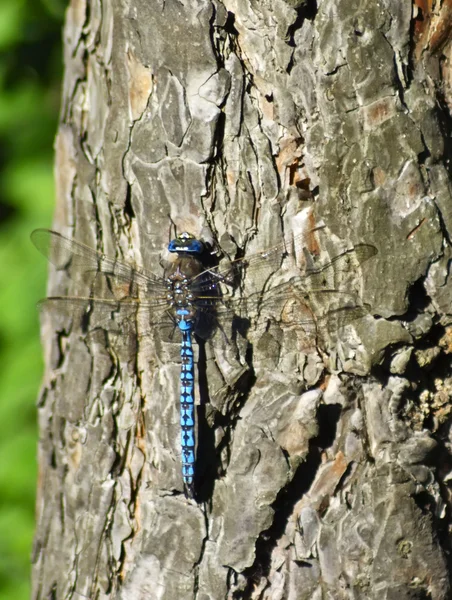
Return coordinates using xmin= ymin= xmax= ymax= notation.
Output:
xmin=31 ymin=226 xmax=376 ymax=497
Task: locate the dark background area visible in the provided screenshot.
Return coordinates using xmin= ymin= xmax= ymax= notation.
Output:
xmin=0 ymin=1 xmax=65 ymax=597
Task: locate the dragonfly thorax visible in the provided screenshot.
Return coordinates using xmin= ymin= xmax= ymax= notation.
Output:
xmin=166 ymin=270 xmax=197 ymax=322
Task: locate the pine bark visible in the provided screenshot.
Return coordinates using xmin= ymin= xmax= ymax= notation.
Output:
xmin=32 ymin=1 xmax=452 ymax=599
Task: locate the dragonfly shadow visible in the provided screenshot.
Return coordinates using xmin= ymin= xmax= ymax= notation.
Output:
xmin=194 ymin=316 xmax=255 ymax=501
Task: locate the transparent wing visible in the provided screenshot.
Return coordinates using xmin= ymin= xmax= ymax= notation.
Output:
xmin=33 ymin=228 xmax=375 ymax=342
xmin=193 ymin=226 xmax=322 ymax=290
xmin=36 ymin=296 xmax=181 ymax=345
xmin=37 ymin=296 xmax=171 ymax=327
xmin=191 ymin=238 xmax=376 ymax=335
xmin=31 ymin=228 xmax=168 ymax=298
xmin=193 ymin=226 xmax=377 ymax=292
xmin=184 ymin=280 xmax=369 ymax=347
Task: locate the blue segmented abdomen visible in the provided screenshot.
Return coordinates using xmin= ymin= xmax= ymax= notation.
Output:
xmin=177 ymin=312 xmax=195 ymax=495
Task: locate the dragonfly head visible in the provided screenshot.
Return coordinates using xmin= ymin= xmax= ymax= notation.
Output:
xmin=168 ymin=232 xmax=205 ymax=255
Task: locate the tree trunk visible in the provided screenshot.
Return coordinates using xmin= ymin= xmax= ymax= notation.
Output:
xmin=32 ymin=1 xmax=452 ymax=599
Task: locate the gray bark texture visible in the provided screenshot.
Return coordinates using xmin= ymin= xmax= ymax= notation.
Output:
xmin=32 ymin=0 xmax=452 ymax=599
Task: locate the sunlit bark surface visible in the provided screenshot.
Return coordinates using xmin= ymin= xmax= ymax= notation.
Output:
xmin=32 ymin=1 xmax=452 ymax=598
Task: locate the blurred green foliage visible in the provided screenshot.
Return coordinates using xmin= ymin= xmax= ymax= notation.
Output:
xmin=0 ymin=0 xmax=65 ymax=598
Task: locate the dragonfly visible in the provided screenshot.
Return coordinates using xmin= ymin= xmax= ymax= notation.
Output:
xmin=32 ymin=226 xmax=377 ymax=497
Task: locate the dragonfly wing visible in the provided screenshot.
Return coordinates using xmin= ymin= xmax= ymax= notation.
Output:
xmin=192 ymin=226 xmax=326 ymax=290
xmin=320 ymin=303 xmax=370 ymax=333
xmin=210 ymin=282 xmax=369 ymax=338
xmin=37 ymin=296 xmax=173 ymax=338
xmin=193 ymin=234 xmax=376 ymax=340
xmin=304 ymin=243 xmax=377 ymax=288
xmin=194 ymin=229 xmax=377 ymax=296
xmin=31 ymin=229 xmax=168 ymax=298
